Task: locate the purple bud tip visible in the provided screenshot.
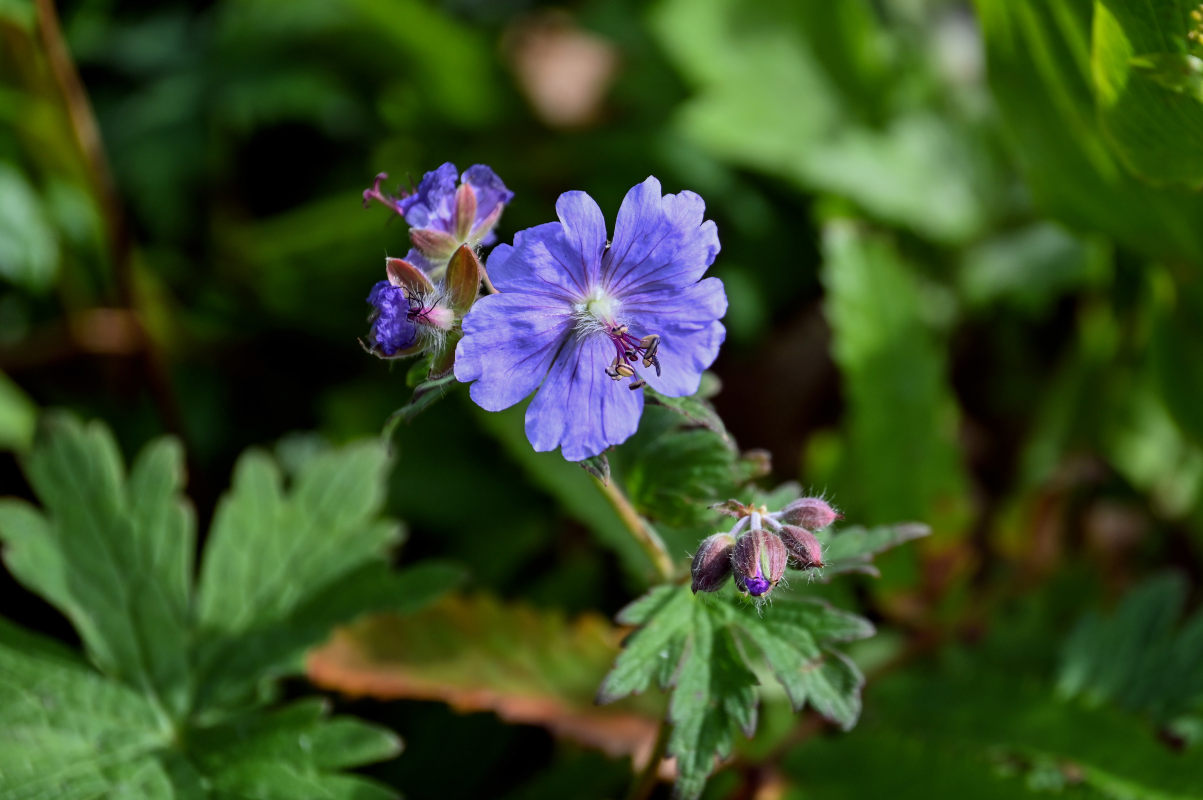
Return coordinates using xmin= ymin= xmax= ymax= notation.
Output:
xmin=741 ymin=575 xmax=772 ymax=596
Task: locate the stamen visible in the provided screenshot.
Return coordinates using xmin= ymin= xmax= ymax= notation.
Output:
xmin=599 ymin=322 xmax=664 ymax=390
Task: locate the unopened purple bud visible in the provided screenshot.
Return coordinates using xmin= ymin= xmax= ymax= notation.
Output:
xmin=691 ymin=533 xmax=735 ymax=594
xmin=732 ymin=529 xmax=787 ymax=597
xmin=779 ymin=497 xmax=839 ymax=531
xmin=778 ymin=525 xmax=824 ymax=569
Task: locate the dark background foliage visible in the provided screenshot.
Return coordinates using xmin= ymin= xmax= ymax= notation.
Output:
xmin=3 ymin=0 xmax=1203 ymax=797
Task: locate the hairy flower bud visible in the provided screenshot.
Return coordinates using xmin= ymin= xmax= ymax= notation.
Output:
xmin=779 ymin=497 xmax=838 ymax=531
xmin=690 ymin=533 xmax=735 ymax=594
xmin=732 ymin=529 xmax=787 ymax=597
xmin=778 ymin=525 xmax=824 ymax=569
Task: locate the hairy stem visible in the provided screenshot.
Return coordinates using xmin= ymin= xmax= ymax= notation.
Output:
xmin=625 ymin=718 xmax=671 ymax=800
xmin=594 ymin=476 xmax=676 ymax=582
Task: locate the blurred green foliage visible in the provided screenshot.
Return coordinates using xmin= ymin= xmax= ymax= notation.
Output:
xmin=3 ymin=0 xmax=1203 ymax=797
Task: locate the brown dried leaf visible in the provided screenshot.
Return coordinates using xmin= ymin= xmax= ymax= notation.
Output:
xmin=307 ymin=594 xmax=664 ymax=763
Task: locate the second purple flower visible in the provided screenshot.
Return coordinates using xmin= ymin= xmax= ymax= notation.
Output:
xmin=454 ymin=177 xmax=726 ymax=461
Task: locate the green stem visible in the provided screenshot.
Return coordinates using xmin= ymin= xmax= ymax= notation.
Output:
xmin=594 ymin=475 xmax=676 ymax=582
xmin=625 ymin=718 xmax=671 ymax=800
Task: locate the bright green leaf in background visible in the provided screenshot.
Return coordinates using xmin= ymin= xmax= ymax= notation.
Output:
xmin=1092 ymin=0 xmax=1203 ymax=188
xmin=0 ymin=416 xmax=458 ymax=799
xmin=975 ymin=0 xmax=1203 ymax=263
xmin=653 ymin=0 xmax=996 ymax=244
xmin=0 ymin=163 xmax=59 ymax=292
xmin=0 ymin=371 xmax=35 ymax=451
xmin=820 ymin=222 xmax=970 ymax=532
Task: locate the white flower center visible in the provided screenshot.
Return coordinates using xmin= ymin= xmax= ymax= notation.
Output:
xmin=572 ymin=287 xmax=620 ymax=336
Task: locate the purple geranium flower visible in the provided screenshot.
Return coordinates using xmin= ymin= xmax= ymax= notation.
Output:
xmin=454 ymin=177 xmax=726 ymax=461
xmin=365 ymin=257 xmax=454 ymax=358
xmin=399 ymin=163 xmax=513 ymax=246
xmin=363 ymin=163 xmax=514 ymax=279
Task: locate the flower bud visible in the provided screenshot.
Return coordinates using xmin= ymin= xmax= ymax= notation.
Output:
xmin=732 ymin=529 xmax=787 ymax=597
xmin=690 ymin=533 xmax=735 ymax=594
xmin=778 ymin=525 xmax=824 ymax=569
xmin=410 ymin=228 xmax=460 ymax=263
xmin=779 ymin=497 xmax=838 ymax=531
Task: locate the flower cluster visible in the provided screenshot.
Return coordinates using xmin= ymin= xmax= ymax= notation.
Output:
xmin=364 ymin=163 xmax=513 ymax=280
xmin=454 ymin=177 xmax=726 ymax=461
xmin=362 ymin=163 xmax=727 ymax=463
xmin=691 ymin=497 xmax=839 ymax=600
xmin=362 ymin=163 xmax=512 ymax=361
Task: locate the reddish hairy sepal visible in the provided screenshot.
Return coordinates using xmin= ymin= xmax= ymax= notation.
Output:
xmin=778 ymin=525 xmax=824 ymax=568
xmin=445 ymin=245 xmax=482 ymax=314
xmin=386 ymin=257 xmax=433 ymax=294
xmin=691 ymin=533 xmax=735 ymax=594
xmin=411 ymin=228 xmax=459 ymax=261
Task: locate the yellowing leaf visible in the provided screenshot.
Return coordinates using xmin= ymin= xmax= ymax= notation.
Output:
xmin=308 ymin=594 xmax=665 ymax=763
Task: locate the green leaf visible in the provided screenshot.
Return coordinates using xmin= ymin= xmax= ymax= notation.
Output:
xmin=0 ymin=371 xmax=35 ymax=452
xmin=735 ymin=598 xmax=871 ymax=730
xmin=622 ymin=423 xmax=737 ymax=529
xmin=0 ymin=417 xmax=441 ymax=798
xmin=820 ymin=222 xmax=970 ymax=531
xmin=957 ymin=223 xmax=1106 ymax=314
xmin=600 ymin=572 xmax=894 ymax=799
xmin=1092 ymin=0 xmax=1203 ymax=187
xmin=975 ymin=0 xmax=1203 ymax=262
xmin=668 ymin=614 xmax=759 ymax=800
xmin=188 ymin=700 xmax=400 ymax=800
xmin=1130 ymin=52 xmax=1203 ymax=99
xmin=0 ymin=163 xmax=59 ymax=292
xmin=193 ymin=440 xmax=415 ymax=709
xmin=645 ymin=383 xmax=732 ymax=447
xmin=0 ymin=416 xmax=194 ymax=716
xmin=814 ymin=522 xmax=931 ymax=578
xmin=1149 ymin=274 xmax=1203 ymax=451
xmin=797 ymin=583 xmax=1203 ymax=800
xmin=1058 ymin=573 xmax=1203 ymax=722
xmin=654 ymin=0 xmax=993 ymax=243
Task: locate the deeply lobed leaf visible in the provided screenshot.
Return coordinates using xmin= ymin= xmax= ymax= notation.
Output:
xmin=0 ymin=415 xmax=445 ymax=798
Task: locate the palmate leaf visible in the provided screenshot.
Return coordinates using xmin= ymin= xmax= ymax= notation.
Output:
xmin=598 ymin=514 xmax=922 ymax=800
xmin=599 ymin=585 xmax=878 ymax=799
xmin=0 ymin=415 xmax=456 ymax=798
xmin=597 ymin=521 xmax=924 ymax=798
xmin=790 ymin=582 xmax=1203 ymax=800
xmin=1058 ymin=573 xmax=1203 ymax=723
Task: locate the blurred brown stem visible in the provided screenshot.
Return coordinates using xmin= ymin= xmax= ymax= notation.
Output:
xmin=595 ymin=476 xmax=676 ymax=582
xmin=36 ymin=0 xmax=131 ymax=304
xmin=625 ymin=718 xmax=671 ymax=800
xmin=34 ymin=0 xmax=187 ymax=442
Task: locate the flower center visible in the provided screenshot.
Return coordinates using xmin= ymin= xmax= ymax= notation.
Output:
xmin=572 ymin=289 xmax=662 ymax=390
